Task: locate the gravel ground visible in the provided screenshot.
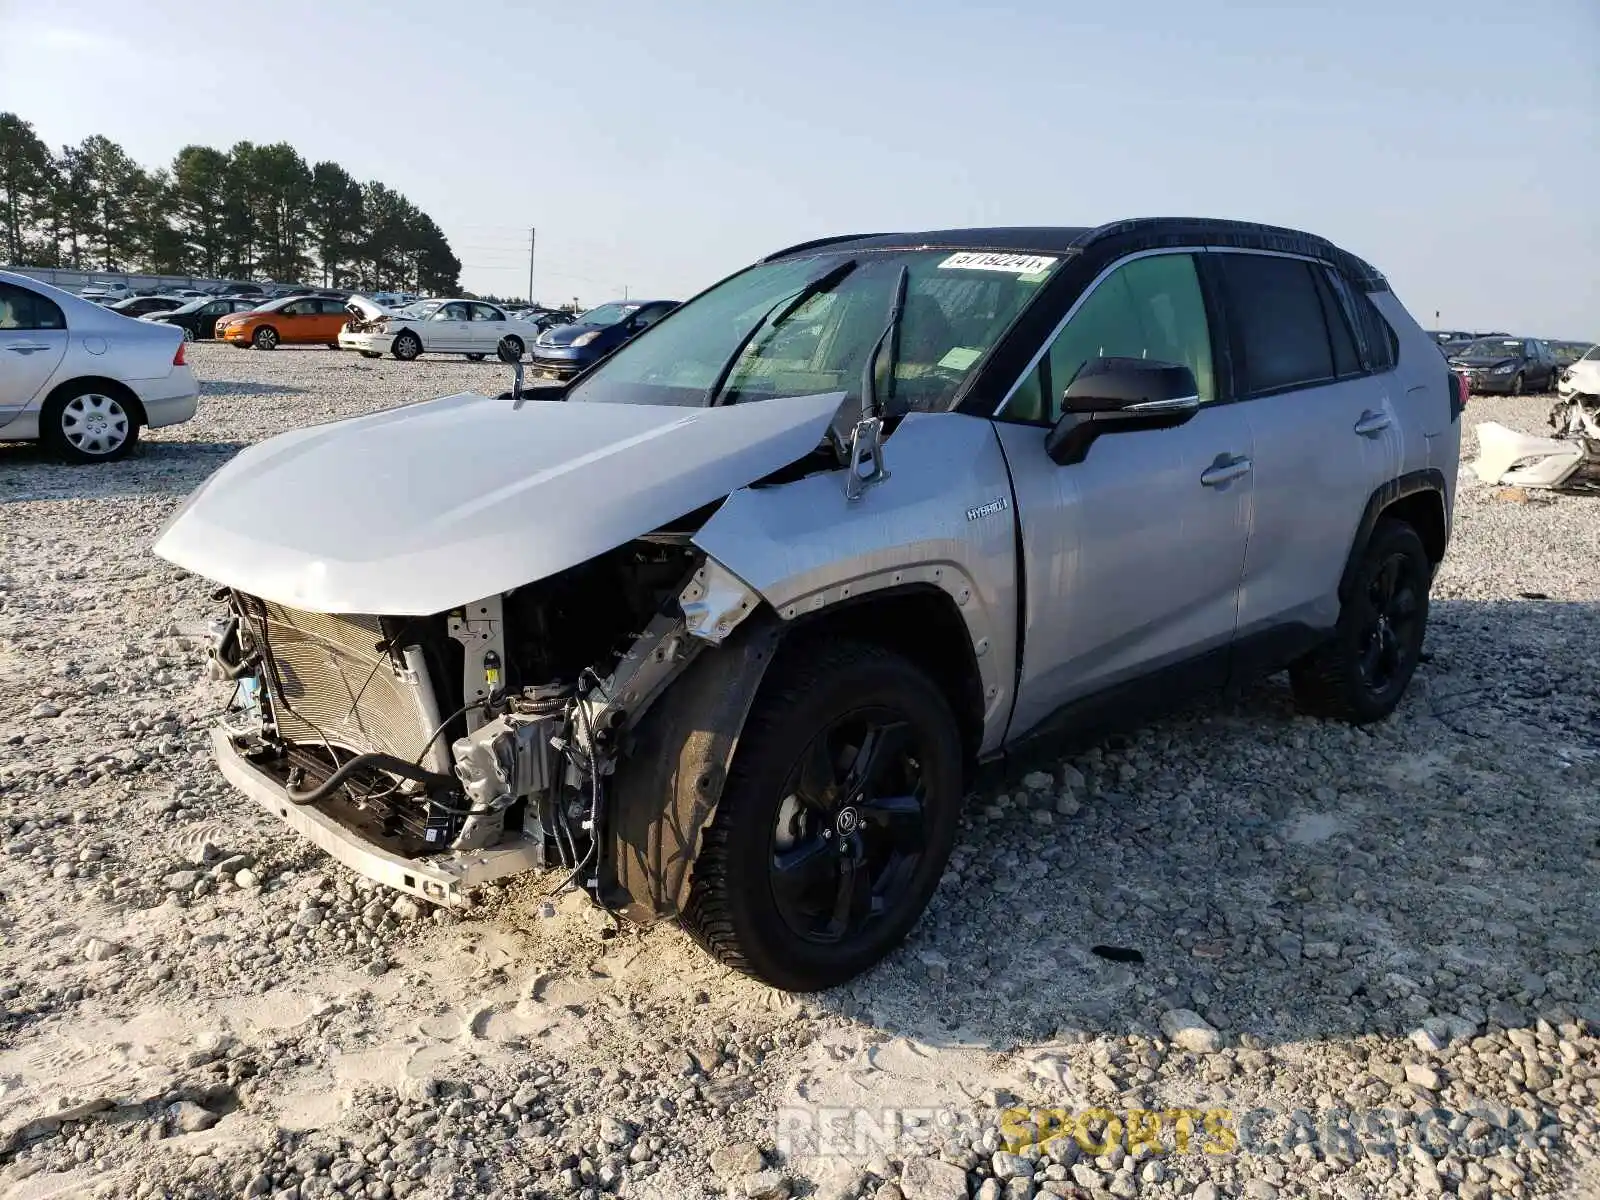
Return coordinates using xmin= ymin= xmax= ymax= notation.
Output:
xmin=1 ymin=345 xmax=1596 ymax=1200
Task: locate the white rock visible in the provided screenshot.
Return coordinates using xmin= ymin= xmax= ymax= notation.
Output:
xmin=1159 ymin=1008 xmax=1222 ymax=1053
xmin=900 ymin=1156 xmax=969 ymax=1200
xmin=28 ymin=703 xmax=61 ymax=720
xmin=82 ymin=937 xmax=122 ymax=962
xmin=1404 ymin=1063 xmax=1442 ymax=1090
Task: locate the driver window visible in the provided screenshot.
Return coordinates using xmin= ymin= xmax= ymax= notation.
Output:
xmin=1000 ymin=253 xmax=1214 ymax=424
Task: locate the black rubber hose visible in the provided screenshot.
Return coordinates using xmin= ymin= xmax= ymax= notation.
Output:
xmin=287 ymin=752 xmax=457 ymax=806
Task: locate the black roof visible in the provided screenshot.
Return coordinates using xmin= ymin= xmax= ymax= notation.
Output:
xmin=762 ymin=218 xmax=1387 ymax=291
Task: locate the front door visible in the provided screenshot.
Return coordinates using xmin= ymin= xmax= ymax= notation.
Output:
xmin=427 ymin=302 xmax=472 ymax=352
xmin=993 ymin=251 xmax=1254 ymax=740
xmin=0 ymin=282 xmax=69 ymax=430
xmin=468 ymin=303 xmax=508 ymax=352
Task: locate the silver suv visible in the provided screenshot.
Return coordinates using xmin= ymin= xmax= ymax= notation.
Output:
xmin=156 ymin=219 xmax=1462 ymax=990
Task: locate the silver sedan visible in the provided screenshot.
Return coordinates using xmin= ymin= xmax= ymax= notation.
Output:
xmin=0 ymin=270 xmax=199 ymax=463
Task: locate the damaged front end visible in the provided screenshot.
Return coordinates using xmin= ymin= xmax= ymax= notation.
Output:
xmin=1474 ymin=395 xmax=1600 ymax=492
xmin=206 ymin=541 xmax=762 ymax=909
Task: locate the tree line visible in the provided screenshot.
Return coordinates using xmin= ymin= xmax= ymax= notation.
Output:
xmin=0 ymin=113 xmax=460 ymax=293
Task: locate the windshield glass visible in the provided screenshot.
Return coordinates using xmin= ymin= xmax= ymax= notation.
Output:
xmin=574 ymin=302 xmax=640 ymax=328
xmin=1583 ymin=344 xmax=1600 ymax=362
xmin=566 ymin=248 xmax=1059 ymax=410
xmin=170 ymin=298 xmax=210 ymax=314
xmin=1457 ymin=338 xmax=1522 ymax=358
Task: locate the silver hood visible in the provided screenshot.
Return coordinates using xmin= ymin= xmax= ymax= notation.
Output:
xmin=153 ymin=390 xmax=845 ymax=614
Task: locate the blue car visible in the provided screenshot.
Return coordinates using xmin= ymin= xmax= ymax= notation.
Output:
xmin=528 ymin=299 xmax=678 ymax=379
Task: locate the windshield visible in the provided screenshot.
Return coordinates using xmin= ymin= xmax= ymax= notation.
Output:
xmin=566 ymin=248 xmax=1059 ymax=410
xmin=1584 ymin=344 xmax=1600 ymax=362
xmin=574 ymin=302 xmax=640 ymax=328
xmin=1457 ymin=338 xmax=1522 ymax=358
xmin=170 ymin=298 xmax=210 ymax=314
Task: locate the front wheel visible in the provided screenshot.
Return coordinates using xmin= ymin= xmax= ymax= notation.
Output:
xmin=252 ymin=326 xmax=279 ymax=351
xmin=498 ymin=335 xmax=524 ymax=361
xmin=1290 ymin=518 xmax=1431 ymax=723
xmin=392 ymin=331 xmax=422 ymax=361
xmin=680 ymin=640 xmax=963 ymax=991
xmin=1510 ymin=372 xmax=1524 ymax=396
xmin=360 ymin=351 xmax=381 ymax=359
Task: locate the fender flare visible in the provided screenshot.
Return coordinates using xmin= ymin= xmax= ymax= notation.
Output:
xmin=600 ymin=612 xmax=784 ymax=923
xmin=1338 ymin=468 xmax=1446 ymax=602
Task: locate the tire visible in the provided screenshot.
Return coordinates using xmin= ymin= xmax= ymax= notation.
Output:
xmin=181 ymin=326 xmax=196 ymax=343
xmin=252 ymin=326 xmax=279 ymax=351
xmin=680 ymin=640 xmax=963 ymax=991
xmin=392 ymin=331 xmax=421 ymax=361
xmin=1510 ymin=372 xmax=1524 ymax=396
xmin=360 ymin=351 xmax=381 ymax=359
xmin=326 ymin=342 xmax=339 ymax=350
xmin=1290 ymin=518 xmax=1431 ymax=724
xmin=40 ymin=383 xmax=141 ymax=464
xmin=498 ymin=335 xmax=524 ymax=361
xmin=466 ymin=353 xmax=486 ymax=362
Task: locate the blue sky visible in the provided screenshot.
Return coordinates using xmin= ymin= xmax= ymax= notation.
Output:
xmin=2 ymin=0 xmax=1595 ymax=333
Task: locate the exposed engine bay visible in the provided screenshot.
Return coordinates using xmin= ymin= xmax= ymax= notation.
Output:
xmin=207 ymin=535 xmax=756 ymax=905
xmin=1474 ymin=395 xmax=1600 ymax=492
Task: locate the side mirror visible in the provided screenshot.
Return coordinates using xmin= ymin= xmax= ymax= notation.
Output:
xmin=1044 ymin=357 xmax=1200 ymax=466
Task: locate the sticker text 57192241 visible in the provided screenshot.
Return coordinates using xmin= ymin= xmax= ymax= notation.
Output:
xmin=938 ymin=251 xmax=1058 ymax=278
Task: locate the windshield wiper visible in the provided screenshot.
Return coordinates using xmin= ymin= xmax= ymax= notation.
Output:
xmin=703 ymin=259 xmax=857 ymax=407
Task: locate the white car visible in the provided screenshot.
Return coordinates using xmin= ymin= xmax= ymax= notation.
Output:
xmin=1557 ymin=343 xmax=1600 ymax=400
xmin=1 ymin=270 xmax=198 ymax=463
xmin=79 ymin=281 xmax=132 ymax=303
xmin=339 ymin=297 xmax=526 ymax=362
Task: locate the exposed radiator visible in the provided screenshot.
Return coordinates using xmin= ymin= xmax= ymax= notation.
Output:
xmin=240 ymin=598 xmax=450 ymax=774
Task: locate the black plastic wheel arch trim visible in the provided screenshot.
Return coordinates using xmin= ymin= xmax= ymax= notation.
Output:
xmin=1338 ymin=469 xmax=1447 ymax=604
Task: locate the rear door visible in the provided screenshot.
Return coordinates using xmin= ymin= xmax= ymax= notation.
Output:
xmin=994 ymin=251 xmax=1255 ymax=738
xmin=1218 ymin=251 xmax=1403 ymax=653
xmin=468 ymin=303 xmax=508 ymax=351
xmin=0 ymin=281 xmax=69 ymax=430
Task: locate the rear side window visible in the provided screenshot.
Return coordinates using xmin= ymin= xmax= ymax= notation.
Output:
xmin=317 ymin=299 xmax=348 ymax=315
xmin=0 ymin=282 xmax=66 ymax=330
xmin=1217 ymin=254 xmax=1334 ymax=395
xmin=1311 ymin=269 xmax=1362 ymax=379
xmin=1322 ymin=267 xmax=1397 ymax=374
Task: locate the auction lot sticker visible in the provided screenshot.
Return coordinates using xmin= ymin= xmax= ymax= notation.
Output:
xmin=938 ymin=251 xmax=1058 ymax=279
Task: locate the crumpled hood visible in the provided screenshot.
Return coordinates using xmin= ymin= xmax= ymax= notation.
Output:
xmin=152 ymin=390 xmax=845 ymax=614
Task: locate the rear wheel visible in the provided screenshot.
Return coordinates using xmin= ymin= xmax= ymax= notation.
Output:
xmin=40 ymin=383 xmax=141 ymax=464
xmin=181 ymin=327 xmax=196 ymax=343
xmin=680 ymin=640 xmax=962 ymax=991
xmin=393 ymin=331 xmax=422 ymax=361
xmin=466 ymin=353 xmax=486 ymax=362
xmin=1290 ymin=518 xmax=1431 ymax=723
xmin=252 ymin=326 xmax=279 ymax=351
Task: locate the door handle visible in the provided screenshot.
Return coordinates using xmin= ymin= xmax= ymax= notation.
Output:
xmin=1354 ymin=410 xmax=1392 ymax=436
xmin=5 ymin=344 xmax=51 ymax=354
xmin=1200 ymin=456 xmax=1252 ymax=487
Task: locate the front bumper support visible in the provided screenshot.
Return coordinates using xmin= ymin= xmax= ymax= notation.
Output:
xmin=212 ymin=727 xmax=544 ymax=906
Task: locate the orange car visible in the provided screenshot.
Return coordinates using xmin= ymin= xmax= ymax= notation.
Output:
xmin=215 ymin=296 xmax=351 ymax=350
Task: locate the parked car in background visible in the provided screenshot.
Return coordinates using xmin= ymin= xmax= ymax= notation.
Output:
xmin=144 ymin=296 xmax=263 ymax=341
xmin=340 ymin=297 xmax=526 ymax=361
xmin=154 ymin=218 xmax=1458 ymax=989
xmin=529 ymin=299 xmax=679 ymax=379
xmin=79 ymin=280 xmax=132 ymax=303
xmin=108 ymin=295 xmax=189 ymax=318
xmin=1428 ymin=330 xmax=1476 ymax=353
xmin=1446 ymin=336 xmax=1561 ymax=395
xmin=514 ymin=307 xmax=573 ymax=334
xmin=1550 ymin=340 xmax=1593 ymax=367
xmin=1 ymin=270 xmax=196 ymax=462
xmin=215 ymin=295 xmax=351 ymax=350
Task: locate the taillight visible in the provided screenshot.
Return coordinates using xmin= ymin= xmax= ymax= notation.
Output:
xmin=173 ymin=341 xmax=186 ymax=366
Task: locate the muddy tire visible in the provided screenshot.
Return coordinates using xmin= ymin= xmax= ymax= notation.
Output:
xmin=392 ymin=331 xmax=422 ymax=361
xmin=1290 ymin=518 xmax=1430 ymax=724
xmin=680 ymin=640 xmax=962 ymax=991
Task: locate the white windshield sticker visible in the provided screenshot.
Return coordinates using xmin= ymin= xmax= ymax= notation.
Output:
xmin=938 ymin=346 xmax=982 ymax=371
xmin=938 ymin=251 xmax=1058 ymax=277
